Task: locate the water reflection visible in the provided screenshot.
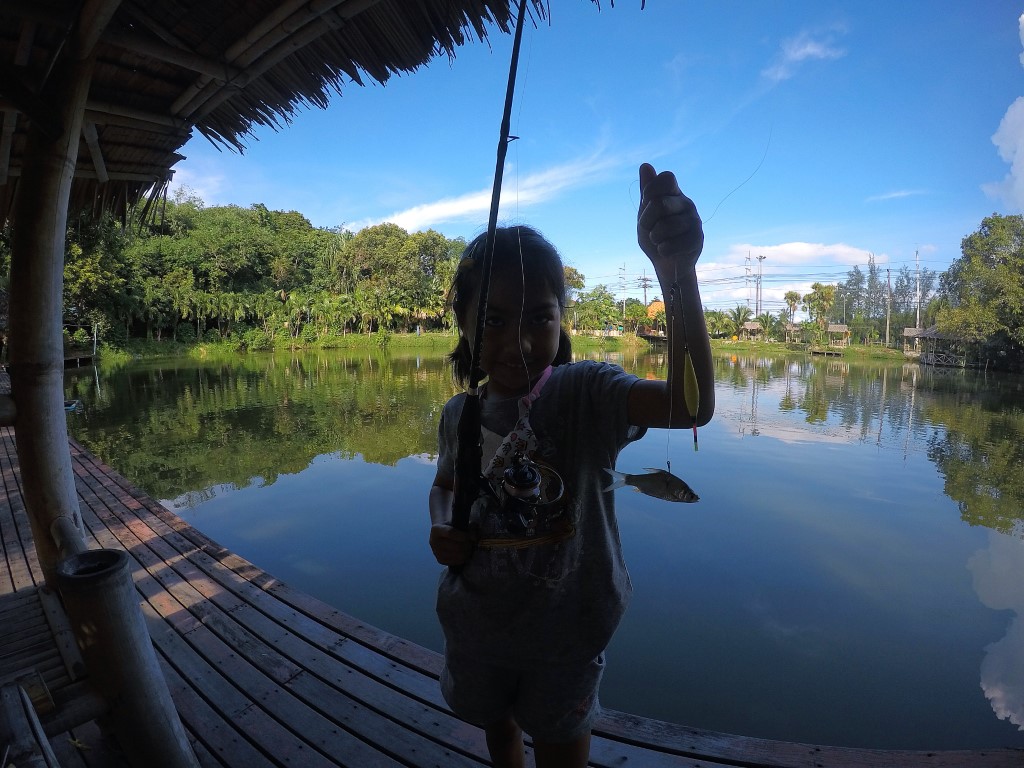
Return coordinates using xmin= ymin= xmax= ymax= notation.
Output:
xmin=63 ymin=349 xmax=1024 ymax=749
xmin=970 ymin=531 xmax=1024 ymax=730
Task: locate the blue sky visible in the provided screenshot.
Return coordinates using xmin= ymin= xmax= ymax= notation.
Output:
xmin=172 ymin=1 xmax=1024 ymax=316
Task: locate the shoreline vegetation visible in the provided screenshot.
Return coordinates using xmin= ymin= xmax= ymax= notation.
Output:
xmin=90 ymin=331 xmax=909 ymax=368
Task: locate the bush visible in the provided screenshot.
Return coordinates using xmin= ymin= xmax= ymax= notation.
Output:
xmin=175 ymin=323 xmax=196 ymax=344
xmin=103 ymin=322 xmax=128 ymax=347
xmin=241 ymin=327 xmax=273 ymax=350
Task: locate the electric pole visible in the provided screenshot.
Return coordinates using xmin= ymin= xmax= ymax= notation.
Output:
xmin=885 ymin=268 xmax=892 ymax=347
xmin=915 ymin=249 xmax=921 ymax=329
xmin=745 ymin=252 xmax=752 ymax=309
xmin=618 ymin=264 xmax=625 ymax=320
xmin=756 ymin=254 xmax=766 ymax=316
xmin=640 ymin=271 xmax=652 ymax=305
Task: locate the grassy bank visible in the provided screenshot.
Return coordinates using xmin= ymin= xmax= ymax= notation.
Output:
xmin=97 ymin=331 xmax=909 ymax=366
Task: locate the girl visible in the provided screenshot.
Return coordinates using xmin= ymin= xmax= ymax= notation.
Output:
xmin=428 ymin=164 xmax=714 ymax=768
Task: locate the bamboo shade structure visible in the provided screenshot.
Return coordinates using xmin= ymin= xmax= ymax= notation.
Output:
xmin=0 ymin=0 xmax=547 ymax=224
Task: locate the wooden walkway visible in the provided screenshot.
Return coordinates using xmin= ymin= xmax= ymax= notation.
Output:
xmin=1 ymin=428 xmax=1021 ymax=767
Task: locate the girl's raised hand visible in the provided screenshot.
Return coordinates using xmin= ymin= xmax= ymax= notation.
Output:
xmin=637 ymin=163 xmax=704 ymax=274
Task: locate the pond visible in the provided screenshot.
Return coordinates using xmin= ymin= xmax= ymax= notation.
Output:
xmin=64 ymin=347 xmax=1024 ymax=751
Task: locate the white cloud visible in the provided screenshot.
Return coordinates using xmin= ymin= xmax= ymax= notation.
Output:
xmin=983 ymin=96 xmax=1024 ymax=211
xmin=866 ymin=189 xmax=928 ymax=203
xmin=720 ymin=240 xmax=873 ymax=266
xmin=697 ymin=241 xmax=877 ymax=314
xmin=969 ymin=532 xmax=1024 ymax=730
xmin=169 ymin=163 xmax=228 ymax=207
xmin=983 ymin=14 xmax=1024 ymax=211
xmin=1019 ymin=11 xmax=1024 ymax=68
xmin=349 ymin=151 xmax=621 ymax=232
xmin=762 ymin=29 xmax=846 ymax=84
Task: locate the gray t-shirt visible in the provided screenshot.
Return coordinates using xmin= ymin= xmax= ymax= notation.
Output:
xmin=435 ymin=360 xmax=646 ymax=664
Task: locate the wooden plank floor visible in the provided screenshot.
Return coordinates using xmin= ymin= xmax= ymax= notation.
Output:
xmin=0 ymin=427 xmax=1020 ymax=768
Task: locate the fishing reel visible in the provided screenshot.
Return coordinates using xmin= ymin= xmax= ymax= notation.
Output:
xmin=493 ymin=452 xmax=566 ymax=537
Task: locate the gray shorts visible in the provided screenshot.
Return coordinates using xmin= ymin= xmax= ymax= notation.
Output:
xmin=440 ymin=649 xmax=605 ymax=743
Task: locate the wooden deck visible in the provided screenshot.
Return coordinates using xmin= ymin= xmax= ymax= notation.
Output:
xmin=1 ymin=428 xmax=1021 ymax=767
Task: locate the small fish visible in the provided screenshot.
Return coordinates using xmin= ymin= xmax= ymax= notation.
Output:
xmin=603 ymin=467 xmax=699 ymax=503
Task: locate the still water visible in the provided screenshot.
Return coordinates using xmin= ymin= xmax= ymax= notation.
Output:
xmin=64 ymin=348 xmax=1024 ymax=751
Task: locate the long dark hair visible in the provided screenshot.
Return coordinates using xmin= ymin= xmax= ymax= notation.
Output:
xmin=447 ymin=225 xmax=572 ymax=386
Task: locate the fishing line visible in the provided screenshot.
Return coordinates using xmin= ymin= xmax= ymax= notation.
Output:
xmin=516 ymin=228 xmax=530 ymax=396
xmin=451 ymin=0 xmax=529 ymax=532
xmin=511 ymin=13 xmax=534 ymax=397
xmin=627 ymin=126 xmax=774 ymax=225
xmin=666 ymin=283 xmax=675 ymax=473
xmin=704 ymin=124 xmax=772 ymax=224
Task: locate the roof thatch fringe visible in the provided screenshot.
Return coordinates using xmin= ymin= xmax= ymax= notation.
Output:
xmin=0 ymin=0 xmax=548 ymax=223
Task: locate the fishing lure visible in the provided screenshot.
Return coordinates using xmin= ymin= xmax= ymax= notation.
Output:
xmin=669 ymin=281 xmax=699 ymax=451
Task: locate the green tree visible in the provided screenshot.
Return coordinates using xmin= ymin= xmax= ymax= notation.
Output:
xmin=726 ymin=305 xmax=753 ymax=338
xmin=63 ymin=213 xmax=127 ymax=327
xmin=624 ymin=299 xmax=648 ymax=333
xmin=573 ymin=285 xmax=618 ymax=332
xmin=938 ymin=213 xmax=1024 ymax=368
xmin=564 ymin=266 xmax=586 ymax=303
xmin=755 ymin=312 xmax=779 ymax=340
xmin=704 ymin=309 xmax=729 ymax=338
xmin=802 ymin=282 xmax=837 ymax=338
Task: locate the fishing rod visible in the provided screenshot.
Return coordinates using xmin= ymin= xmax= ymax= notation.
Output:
xmin=451 ymin=0 xmax=530 ymax=532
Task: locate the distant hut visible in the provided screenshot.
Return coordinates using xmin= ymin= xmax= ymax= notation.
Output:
xmin=903 ymin=327 xmax=922 ymax=354
xmin=917 ymin=325 xmax=974 ymax=367
xmin=644 ymin=300 xmax=666 ymax=336
xmin=827 ymin=324 xmax=850 ymax=347
xmin=742 ymin=320 xmax=762 ymax=340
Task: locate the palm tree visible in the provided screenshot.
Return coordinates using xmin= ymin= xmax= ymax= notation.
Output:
xmin=703 ymin=309 xmax=728 ymax=338
xmin=755 ymin=312 xmax=778 ymax=341
xmin=802 ymin=283 xmax=837 ymax=343
xmin=783 ymin=291 xmax=801 ymax=341
xmin=727 ymin=304 xmax=753 ymax=339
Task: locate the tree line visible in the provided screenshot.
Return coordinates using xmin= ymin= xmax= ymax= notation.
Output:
xmin=53 ymin=191 xmax=467 ymax=349
xmin=698 ymin=214 xmax=1024 ymax=371
xmin=0 ymin=195 xmax=1020 ymax=368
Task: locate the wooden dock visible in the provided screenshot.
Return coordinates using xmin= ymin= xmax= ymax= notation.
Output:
xmin=1 ymin=427 xmax=1020 ymax=767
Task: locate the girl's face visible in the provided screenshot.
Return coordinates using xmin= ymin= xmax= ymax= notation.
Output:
xmin=462 ymin=262 xmax=562 ymax=400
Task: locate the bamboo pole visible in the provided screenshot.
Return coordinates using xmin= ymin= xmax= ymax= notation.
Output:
xmin=7 ymin=37 xmax=95 ymax=586
xmin=56 ymin=549 xmax=199 ymax=768
xmin=8 ymin=10 xmax=202 ymax=766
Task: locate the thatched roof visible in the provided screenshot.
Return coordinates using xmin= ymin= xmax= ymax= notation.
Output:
xmin=915 ymin=324 xmax=962 ymax=341
xmin=0 ymin=0 xmax=546 ymax=223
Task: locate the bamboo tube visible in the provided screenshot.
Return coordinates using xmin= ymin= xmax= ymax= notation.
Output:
xmin=56 ymin=549 xmax=199 ymax=768
xmin=8 ymin=42 xmax=95 ymax=586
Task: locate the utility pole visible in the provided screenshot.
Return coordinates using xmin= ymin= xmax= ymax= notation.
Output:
xmin=618 ymin=264 xmax=626 ymax=320
xmin=756 ymin=254 xmax=766 ymax=316
xmin=745 ymin=252 xmax=752 ymax=309
xmin=640 ymin=271 xmax=652 ymax=305
xmin=915 ymin=249 xmax=921 ymax=329
xmin=885 ymin=267 xmax=892 ymax=347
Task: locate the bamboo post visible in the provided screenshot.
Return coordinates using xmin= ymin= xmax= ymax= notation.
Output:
xmin=56 ymin=549 xmax=199 ymax=768
xmin=7 ymin=34 xmax=95 ymax=585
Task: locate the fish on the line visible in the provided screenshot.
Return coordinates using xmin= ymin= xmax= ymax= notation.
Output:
xmin=602 ymin=467 xmax=699 ymax=503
